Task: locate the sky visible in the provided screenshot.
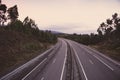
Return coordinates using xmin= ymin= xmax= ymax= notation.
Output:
xmin=3 ymin=0 xmax=120 ymax=34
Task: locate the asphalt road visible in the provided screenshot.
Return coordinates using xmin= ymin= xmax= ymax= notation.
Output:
xmin=67 ymin=39 xmax=120 ymax=80
xmin=0 ymin=38 xmax=120 ymax=80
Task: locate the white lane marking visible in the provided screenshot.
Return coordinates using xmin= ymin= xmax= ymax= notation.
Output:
xmin=41 ymin=77 xmax=44 ymax=80
xmin=85 ymin=46 xmax=120 ymax=66
xmin=0 ymin=48 xmax=55 ymax=80
xmin=53 ymin=58 xmax=56 ymax=64
xmin=93 ymin=55 xmax=114 ymax=71
xmin=49 ymin=53 xmax=53 ymax=57
xmin=60 ymin=41 xmax=67 ymax=80
xmin=89 ymin=59 xmax=94 ymax=64
xmin=22 ymin=58 xmax=47 ymax=80
xmin=73 ymin=47 xmax=88 ymax=80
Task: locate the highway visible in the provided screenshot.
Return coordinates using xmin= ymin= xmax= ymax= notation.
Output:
xmin=0 ymin=38 xmax=120 ymax=80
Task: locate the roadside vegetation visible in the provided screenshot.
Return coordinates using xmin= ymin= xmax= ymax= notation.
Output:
xmin=63 ymin=13 xmax=120 ymax=61
xmin=0 ymin=0 xmax=57 ymax=76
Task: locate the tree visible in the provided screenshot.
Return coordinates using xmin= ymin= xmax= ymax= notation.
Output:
xmin=98 ymin=18 xmax=113 ymax=39
xmin=98 ymin=22 xmax=106 ymax=35
xmin=0 ymin=0 xmax=7 ymax=26
xmin=23 ymin=17 xmax=38 ymax=29
xmin=97 ymin=13 xmax=120 ymax=45
xmin=97 ymin=28 xmax=102 ymax=36
xmin=106 ymin=19 xmax=112 ymax=25
xmin=112 ymin=13 xmax=118 ymax=20
xmin=23 ymin=16 xmax=29 ymax=25
xmin=112 ymin=13 xmax=120 ymax=39
xmin=7 ymin=5 xmax=19 ymax=22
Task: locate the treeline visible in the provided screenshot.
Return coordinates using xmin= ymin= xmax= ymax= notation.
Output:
xmin=0 ymin=0 xmax=57 ymax=44
xmin=97 ymin=13 xmax=120 ymax=49
xmin=64 ymin=13 xmax=120 ymax=49
xmin=64 ymin=33 xmax=101 ymax=45
xmin=3 ymin=17 xmax=57 ymax=43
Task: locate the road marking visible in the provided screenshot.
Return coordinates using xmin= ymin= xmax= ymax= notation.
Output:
xmin=66 ymin=40 xmax=88 ymax=80
xmin=22 ymin=58 xmax=47 ymax=80
xmin=41 ymin=77 xmax=44 ymax=80
xmin=86 ymin=46 xmax=120 ymax=66
xmin=89 ymin=59 xmax=94 ymax=64
xmin=73 ymin=47 xmax=88 ymax=80
xmin=49 ymin=53 xmax=53 ymax=57
xmin=93 ymin=55 xmax=114 ymax=71
xmin=53 ymin=58 xmax=56 ymax=64
xmin=60 ymin=41 xmax=67 ymax=80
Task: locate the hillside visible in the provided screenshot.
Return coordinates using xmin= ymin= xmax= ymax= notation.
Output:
xmin=0 ymin=20 xmax=57 ymax=76
xmin=0 ymin=1 xmax=57 ymax=76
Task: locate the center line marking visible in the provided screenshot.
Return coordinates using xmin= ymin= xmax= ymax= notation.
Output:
xmin=89 ymin=59 xmax=94 ymax=64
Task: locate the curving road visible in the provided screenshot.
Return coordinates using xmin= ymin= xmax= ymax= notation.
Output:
xmin=0 ymin=38 xmax=120 ymax=80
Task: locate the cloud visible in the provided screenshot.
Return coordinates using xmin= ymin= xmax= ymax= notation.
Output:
xmin=3 ymin=0 xmax=120 ymax=34
xmin=44 ymin=23 xmax=97 ymax=34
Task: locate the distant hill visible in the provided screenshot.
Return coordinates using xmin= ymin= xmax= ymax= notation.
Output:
xmin=51 ymin=31 xmax=64 ymax=34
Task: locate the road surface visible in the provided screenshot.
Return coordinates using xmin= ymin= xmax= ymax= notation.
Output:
xmin=0 ymin=38 xmax=120 ymax=80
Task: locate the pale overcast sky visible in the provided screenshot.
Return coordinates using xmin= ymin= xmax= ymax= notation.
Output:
xmin=3 ymin=0 xmax=120 ymax=34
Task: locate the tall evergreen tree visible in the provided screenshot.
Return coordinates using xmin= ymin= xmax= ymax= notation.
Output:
xmin=7 ymin=5 xmax=19 ymax=22
xmin=0 ymin=0 xmax=7 ymax=26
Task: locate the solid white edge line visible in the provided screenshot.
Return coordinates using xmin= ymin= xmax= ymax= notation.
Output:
xmin=0 ymin=48 xmax=53 ymax=80
xmin=52 ymin=58 xmax=56 ymax=64
xmin=77 ymin=45 xmax=114 ymax=71
xmin=48 ymin=53 xmax=53 ymax=57
xmin=41 ymin=77 xmax=44 ymax=80
xmin=60 ymin=41 xmax=67 ymax=80
xmin=22 ymin=58 xmax=47 ymax=80
xmin=93 ymin=55 xmax=114 ymax=71
xmin=85 ymin=46 xmax=120 ymax=66
xmin=71 ymin=44 xmax=88 ymax=80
